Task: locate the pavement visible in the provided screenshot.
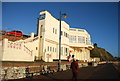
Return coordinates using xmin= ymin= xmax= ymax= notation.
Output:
xmin=8 ymin=63 xmax=120 ymax=81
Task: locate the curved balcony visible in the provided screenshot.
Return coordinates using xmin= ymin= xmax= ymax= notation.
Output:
xmin=69 ymin=42 xmax=94 ymax=50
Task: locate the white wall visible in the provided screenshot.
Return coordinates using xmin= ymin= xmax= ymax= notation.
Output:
xmin=38 ymin=11 xmax=94 ymax=62
xmin=1 ymin=34 xmax=39 ymax=62
xmin=39 ymin=11 xmax=71 ymax=62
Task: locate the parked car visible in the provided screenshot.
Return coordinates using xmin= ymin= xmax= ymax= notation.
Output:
xmin=6 ymin=30 xmax=23 ymax=37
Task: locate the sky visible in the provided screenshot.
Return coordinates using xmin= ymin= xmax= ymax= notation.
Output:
xmin=2 ymin=2 xmax=119 ymax=57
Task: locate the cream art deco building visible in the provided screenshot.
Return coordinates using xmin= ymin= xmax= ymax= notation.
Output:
xmin=37 ymin=10 xmax=93 ymax=62
xmin=0 ymin=10 xmax=93 ymax=62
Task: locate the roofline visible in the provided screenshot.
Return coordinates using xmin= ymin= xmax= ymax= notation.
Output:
xmin=40 ymin=10 xmax=70 ymax=26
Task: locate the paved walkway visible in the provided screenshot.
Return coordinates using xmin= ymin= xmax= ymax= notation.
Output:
xmin=9 ymin=63 xmax=120 ymax=81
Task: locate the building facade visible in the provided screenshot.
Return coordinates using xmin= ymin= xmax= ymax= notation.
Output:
xmin=37 ymin=10 xmax=93 ymax=62
xmin=0 ymin=10 xmax=93 ymax=62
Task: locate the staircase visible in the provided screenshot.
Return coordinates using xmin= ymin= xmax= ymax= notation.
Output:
xmin=0 ymin=33 xmax=39 ymax=62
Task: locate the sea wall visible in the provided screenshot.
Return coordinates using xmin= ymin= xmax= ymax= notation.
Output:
xmin=0 ymin=62 xmax=90 ymax=80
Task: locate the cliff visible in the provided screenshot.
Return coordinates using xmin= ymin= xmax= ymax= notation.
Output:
xmin=90 ymin=45 xmax=115 ymax=61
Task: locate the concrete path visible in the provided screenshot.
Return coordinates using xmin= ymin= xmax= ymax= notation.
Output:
xmin=9 ymin=63 xmax=120 ymax=81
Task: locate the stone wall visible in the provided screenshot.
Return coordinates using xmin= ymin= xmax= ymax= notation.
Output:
xmin=0 ymin=61 xmax=90 ymax=80
xmin=0 ymin=62 xmax=71 ymax=80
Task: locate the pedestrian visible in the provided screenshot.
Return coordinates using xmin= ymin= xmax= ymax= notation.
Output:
xmin=70 ymin=59 xmax=79 ymax=81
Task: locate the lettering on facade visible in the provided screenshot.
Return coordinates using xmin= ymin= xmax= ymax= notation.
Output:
xmin=39 ymin=13 xmax=46 ymax=20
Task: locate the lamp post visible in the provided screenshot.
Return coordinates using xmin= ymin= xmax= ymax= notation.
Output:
xmin=58 ymin=11 xmax=68 ymax=71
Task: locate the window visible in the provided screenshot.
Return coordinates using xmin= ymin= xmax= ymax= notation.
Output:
xmin=53 ymin=28 xmax=57 ymax=34
xmin=67 ymin=34 xmax=69 ymax=38
xmin=86 ymin=38 xmax=91 ymax=45
xmin=78 ymin=36 xmax=85 ymax=43
xmin=78 ymin=29 xmax=84 ymax=32
xmin=55 ymin=29 xmax=57 ymax=34
xmin=55 ymin=48 xmax=56 ymax=52
xmin=50 ymin=47 xmax=52 ymax=51
xmin=64 ymin=47 xmax=66 ymax=55
xmin=61 ymin=31 xmax=63 ymax=35
xmin=66 ymin=33 xmax=67 ymax=37
xmin=70 ymin=29 xmax=76 ymax=31
xmin=36 ymin=47 xmax=38 ymax=50
xmin=44 ymin=49 xmax=46 ymax=52
xmin=74 ymin=36 xmax=77 ymax=42
xmin=69 ymin=35 xmax=72 ymax=43
xmin=61 ymin=47 xmax=63 ymax=55
xmin=65 ymin=48 xmax=67 ymax=55
xmin=64 ymin=47 xmax=69 ymax=56
xmin=40 ymin=25 xmax=44 ymax=32
xmin=53 ymin=28 xmax=54 ymax=33
xmin=40 ymin=13 xmax=46 ymax=20
xmin=62 ymin=31 xmax=68 ymax=38
xmin=41 ymin=25 xmax=43 ymax=27
xmin=64 ymin=32 xmax=66 ymax=36
xmin=53 ymin=47 xmax=54 ymax=52
xmin=67 ymin=48 xmax=69 ymax=56
xmin=48 ymin=46 xmax=49 ymax=51
xmin=69 ymin=35 xmax=77 ymax=43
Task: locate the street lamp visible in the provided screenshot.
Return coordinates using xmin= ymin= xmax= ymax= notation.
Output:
xmin=58 ymin=11 xmax=68 ymax=71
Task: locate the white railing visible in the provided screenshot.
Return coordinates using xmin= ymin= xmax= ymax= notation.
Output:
xmin=23 ymin=45 xmax=33 ymax=56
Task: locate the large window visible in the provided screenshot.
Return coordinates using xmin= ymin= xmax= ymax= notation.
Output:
xmin=78 ymin=36 xmax=85 ymax=43
xmin=86 ymin=38 xmax=91 ymax=45
xmin=69 ymin=35 xmax=77 ymax=43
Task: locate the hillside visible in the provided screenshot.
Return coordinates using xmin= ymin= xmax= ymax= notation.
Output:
xmin=90 ymin=44 xmax=115 ymax=61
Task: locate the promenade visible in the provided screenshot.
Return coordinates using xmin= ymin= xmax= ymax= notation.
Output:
xmin=8 ymin=63 xmax=120 ymax=81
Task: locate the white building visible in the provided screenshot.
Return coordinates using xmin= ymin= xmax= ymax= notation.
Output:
xmin=0 ymin=10 xmax=93 ymax=62
xmin=37 ymin=10 xmax=93 ymax=62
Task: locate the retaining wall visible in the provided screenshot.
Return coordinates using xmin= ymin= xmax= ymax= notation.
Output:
xmin=0 ymin=61 xmax=90 ymax=80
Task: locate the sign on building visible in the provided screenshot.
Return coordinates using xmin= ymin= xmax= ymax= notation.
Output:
xmin=39 ymin=13 xmax=46 ymax=20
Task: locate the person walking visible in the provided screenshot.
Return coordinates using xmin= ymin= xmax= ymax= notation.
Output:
xmin=70 ymin=59 xmax=79 ymax=81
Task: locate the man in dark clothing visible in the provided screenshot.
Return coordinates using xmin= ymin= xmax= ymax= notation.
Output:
xmin=70 ymin=59 xmax=79 ymax=81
